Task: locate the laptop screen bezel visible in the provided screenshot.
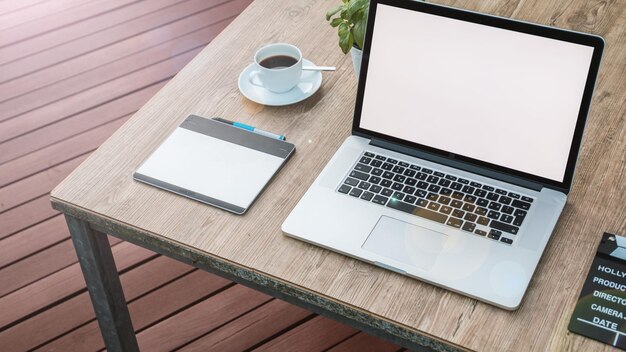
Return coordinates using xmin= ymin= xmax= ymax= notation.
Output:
xmin=351 ymin=0 xmax=604 ymax=192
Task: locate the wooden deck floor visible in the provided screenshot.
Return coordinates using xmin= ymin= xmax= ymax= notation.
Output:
xmin=0 ymin=1 xmax=403 ymax=350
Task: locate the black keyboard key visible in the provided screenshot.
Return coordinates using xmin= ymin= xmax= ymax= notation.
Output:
xmin=476 ymin=198 xmax=489 ymax=207
xmin=462 ymin=222 xmax=476 ymax=232
xmin=416 ymin=199 xmax=428 ymax=207
xmin=501 ymin=237 xmax=513 ymax=245
xmin=474 ymin=189 xmax=487 ymax=198
xmin=364 ymin=152 xmax=375 ymax=157
xmin=514 ymin=208 xmax=527 ymax=217
xmin=513 ymin=216 xmax=525 ymax=227
xmin=371 ymin=168 xmax=383 ymax=176
xmin=415 ymin=190 xmax=427 ymax=198
xmin=464 ymin=213 xmax=477 ymax=222
xmin=447 ymin=217 xmax=463 ymax=228
xmin=495 ymin=189 xmax=507 ymax=195
xmin=359 ymin=156 xmax=372 ymax=164
xmin=382 ymin=171 xmax=394 ymax=179
xmin=399 ymin=161 xmax=409 ymax=167
xmin=404 ymin=169 xmax=416 ymax=177
xmin=375 ymin=155 xmax=386 ymax=161
xmin=451 ymin=200 xmax=463 ymax=208
xmin=428 ymin=184 xmax=441 ymax=193
xmin=381 ymin=189 xmax=393 ymax=197
xmin=370 ymin=185 xmax=382 ymax=193
xmin=344 ymin=177 xmax=359 ymax=186
xmin=387 ymin=158 xmax=398 ymax=164
xmin=451 ymin=191 xmax=464 ymax=200
xmin=427 ymin=193 xmax=439 ymax=201
xmin=502 ymin=205 xmax=514 ymax=214
xmin=355 ymin=163 xmax=372 ymax=173
xmin=477 ymin=216 xmax=490 ymax=225
xmin=427 ymin=202 xmax=440 ymax=211
xmin=475 ymin=229 xmax=487 ymax=236
xmin=487 ymin=210 xmax=501 ymax=219
xmin=440 ymin=188 xmax=452 ymax=196
xmin=488 ymin=229 xmax=501 ymax=240
xmin=438 ymin=179 xmax=451 ymax=187
xmin=452 ymin=209 xmax=465 ymax=218
xmin=392 ymin=182 xmax=404 ymax=191
xmin=393 ymin=174 xmax=406 ymax=183
xmin=422 ymin=168 xmax=433 ymax=174
xmin=358 ymin=181 xmax=371 ymax=190
xmin=434 ymin=171 xmax=445 ymax=177
xmin=382 ymin=163 xmax=394 ymax=171
xmin=521 ymin=196 xmax=534 ymax=203
xmin=499 ymin=196 xmax=512 ymax=205
xmin=371 ymin=160 xmax=383 ymax=168
xmin=482 ymin=185 xmax=495 ymax=191
xmin=486 ymin=192 xmax=499 ymax=201
xmin=512 ymin=199 xmax=531 ymax=210
xmin=445 ymin=175 xmax=457 ymax=181
xmin=404 ymin=195 xmax=417 ymax=204
xmin=372 ymin=195 xmax=388 ymax=205
xmin=349 ymin=188 xmax=362 ymax=197
xmin=338 ymin=185 xmax=351 ymax=194
xmin=508 ymin=192 xmax=520 ymax=199
xmin=409 ymin=165 xmax=421 ymax=171
xmin=392 ymin=165 xmax=405 ymax=174
xmin=488 ymin=202 xmax=502 ymax=211
xmin=458 ymin=178 xmax=469 ymax=184
xmin=462 ymin=203 xmax=475 ymax=212
xmin=369 ymin=176 xmax=381 ymax=184
xmin=475 ymin=207 xmax=487 ymax=216
xmin=491 ymin=220 xmax=519 ymax=234
xmin=464 ymin=195 xmax=477 ymax=203
xmin=415 ymin=172 xmax=427 ymax=180
xmin=417 ymin=181 xmax=429 ymax=189
xmin=450 ymin=182 xmax=463 ymax=191
xmin=440 ymin=205 xmax=453 ymax=214
xmin=392 ymin=192 xmax=404 ymax=201
xmin=386 ymin=200 xmax=447 ymax=224
xmin=403 ymin=185 xmax=416 ymax=194
xmin=470 ymin=181 xmax=482 ymax=188
xmin=462 ymin=185 xmax=475 ymax=194
xmin=361 ymin=191 xmax=374 ymax=201
xmin=405 ymin=178 xmax=417 ymax=186
xmin=350 ymin=170 xmax=369 ymax=181
xmin=439 ymin=196 xmax=451 ymax=205
xmin=427 ymin=175 xmax=439 ymax=183
xmin=381 ymin=179 xmax=392 ymax=188
xmin=500 ymin=214 xmax=514 ymax=224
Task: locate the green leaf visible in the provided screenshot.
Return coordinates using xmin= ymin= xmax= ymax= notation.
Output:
xmin=338 ymin=22 xmax=353 ymax=54
xmin=325 ymin=4 xmax=343 ymax=21
xmin=346 ymin=0 xmax=368 ymax=18
xmin=330 ymin=18 xmax=343 ymax=27
xmin=352 ymin=11 xmax=367 ymax=49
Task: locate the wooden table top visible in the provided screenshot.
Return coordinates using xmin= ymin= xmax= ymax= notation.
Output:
xmin=51 ymin=0 xmax=626 ymax=350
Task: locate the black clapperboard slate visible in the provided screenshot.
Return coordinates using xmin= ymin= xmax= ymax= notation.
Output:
xmin=569 ymin=232 xmax=626 ymax=349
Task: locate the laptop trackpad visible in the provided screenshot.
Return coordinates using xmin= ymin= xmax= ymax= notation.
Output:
xmin=362 ymin=216 xmax=447 ymax=271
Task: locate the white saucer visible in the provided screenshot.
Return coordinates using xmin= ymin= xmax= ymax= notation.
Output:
xmin=238 ymin=59 xmax=322 ymax=106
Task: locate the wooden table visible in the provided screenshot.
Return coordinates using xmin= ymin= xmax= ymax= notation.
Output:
xmin=50 ymin=0 xmax=626 ymax=350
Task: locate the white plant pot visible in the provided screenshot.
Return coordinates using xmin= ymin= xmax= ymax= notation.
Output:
xmin=350 ymin=46 xmax=363 ymax=77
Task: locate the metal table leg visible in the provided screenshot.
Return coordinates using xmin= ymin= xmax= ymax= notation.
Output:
xmin=65 ymin=215 xmax=139 ymax=352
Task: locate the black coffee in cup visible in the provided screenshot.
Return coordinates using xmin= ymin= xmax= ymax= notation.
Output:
xmin=259 ymin=55 xmax=298 ymax=69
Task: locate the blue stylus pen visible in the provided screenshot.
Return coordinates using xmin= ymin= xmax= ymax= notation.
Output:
xmin=213 ymin=117 xmax=286 ymax=140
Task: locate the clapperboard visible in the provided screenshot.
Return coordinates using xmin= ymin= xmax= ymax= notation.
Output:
xmin=569 ymin=232 xmax=626 ymax=349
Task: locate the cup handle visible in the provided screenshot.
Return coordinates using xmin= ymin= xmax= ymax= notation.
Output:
xmin=249 ymin=70 xmax=264 ymax=87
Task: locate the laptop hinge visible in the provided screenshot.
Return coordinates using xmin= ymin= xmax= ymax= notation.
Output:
xmin=369 ymin=138 xmax=550 ymax=193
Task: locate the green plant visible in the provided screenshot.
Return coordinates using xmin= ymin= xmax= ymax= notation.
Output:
xmin=326 ymin=0 xmax=369 ymax=54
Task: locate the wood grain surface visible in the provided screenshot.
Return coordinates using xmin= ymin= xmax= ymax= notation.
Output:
xmin=50 ymin=0 xmax=626 ymax=350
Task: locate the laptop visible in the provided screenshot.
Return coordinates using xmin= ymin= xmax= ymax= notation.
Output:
xmin=282 ymin=0 xmax=604 ymax=309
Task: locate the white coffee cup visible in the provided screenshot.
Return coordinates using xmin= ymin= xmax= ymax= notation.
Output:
xmin=249 ymin=43 xmax=303 ymax=93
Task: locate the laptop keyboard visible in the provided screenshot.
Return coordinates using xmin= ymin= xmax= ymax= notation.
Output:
xmin=337 ymin=151 xmax=535 ymax=245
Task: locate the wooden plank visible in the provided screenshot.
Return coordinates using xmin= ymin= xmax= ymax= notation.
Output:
xmin=0 ymin=0 xmax=223 ymax=82
xmin=0 ymin=1 xmax=241 ymax=102
xmin=38 ymin=270 xmax=232 ymax=351
xmin=0 ymin=0 xmax=93 ymax=31
xmin=0 ymin=155 xmax=87 ymax=213
xmin=136 ymin=284 xmax=272 ymax=351
xmin=0 ymin=236 xmax=121 ymax=297
xmin=0 ymin=47 xmax=199 ymax=144
xmin=252 ymin=316 xmax=358 ymax=351
xmin=1 ymin=255 xmax=195 ymax=352
xmin=179 ymin=299 xmax=314 ymax=352
xmin=0 ymin=195 xmax=57 ymax=240
xmin=0 ymin=116 xmax=127 ymax=188
xmin=0 ymin=7 xmax=240 ymax=122
xmin=0 ymin=240 xmax=156 ymax=329
xmin=0 ymin=82 xmax=164 ymax=164
xmin=0 ymin=215 xmax=67 ymax=268
xmin=0 ymin=0 xmax=139 ymax=48
xmin=328 ymin=332 xmax=402 ymax=352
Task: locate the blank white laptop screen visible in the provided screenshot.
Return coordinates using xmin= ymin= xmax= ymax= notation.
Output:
xmin=359 ymin=4 xmax=595 ymax=182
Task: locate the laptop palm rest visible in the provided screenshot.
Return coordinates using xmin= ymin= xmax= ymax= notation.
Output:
xmin=362 ymin=216 xmax=447 ymax=271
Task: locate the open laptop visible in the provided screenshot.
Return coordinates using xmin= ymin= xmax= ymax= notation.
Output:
xmin=282 ymin=0 xmax=604 ymax=309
